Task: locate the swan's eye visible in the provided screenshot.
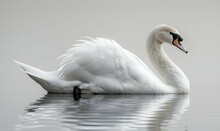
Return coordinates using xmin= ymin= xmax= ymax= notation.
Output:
xmin=170 ymin=32 xmax=183 ymax=42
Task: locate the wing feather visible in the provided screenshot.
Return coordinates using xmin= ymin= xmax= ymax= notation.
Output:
xmin=57 ymin=38 xmax=126 ymax=81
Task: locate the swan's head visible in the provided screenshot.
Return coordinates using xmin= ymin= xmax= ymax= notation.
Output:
xmin=153 ymin=24 xmax=188 ymax=53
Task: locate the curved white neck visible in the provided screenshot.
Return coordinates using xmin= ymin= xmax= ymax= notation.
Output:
xmin=146 ymin=33 xmax=190 ymax=93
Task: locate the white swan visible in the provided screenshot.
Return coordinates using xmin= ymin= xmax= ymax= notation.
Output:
xmin=14 ymin=24 xmax=190 ymax=94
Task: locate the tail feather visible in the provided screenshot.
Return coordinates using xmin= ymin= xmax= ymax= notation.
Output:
xmin=13 ymin=60 xmax=48 ymax=78
xmin=14 ymin=60 xmax=80 ymax=93
xmin=13 ymin=60 xmax=57 ymax=92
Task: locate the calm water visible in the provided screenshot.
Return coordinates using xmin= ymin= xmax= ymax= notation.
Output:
xmin=1 ymin=87 xmax=220 ymax=131
xmin=15 ymin=94 xmax=189 ymax=131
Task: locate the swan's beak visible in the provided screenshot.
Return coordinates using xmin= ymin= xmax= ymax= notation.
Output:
xmin=172 ymin=39 xmax=188 ymax=53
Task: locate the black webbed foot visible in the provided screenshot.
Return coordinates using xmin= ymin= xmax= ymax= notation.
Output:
xmin=73 ymin=86 xmax=81 ymax=100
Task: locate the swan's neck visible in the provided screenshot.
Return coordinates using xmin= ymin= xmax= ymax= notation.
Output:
xmin=146 ymin=34 xmax=189 ymax=93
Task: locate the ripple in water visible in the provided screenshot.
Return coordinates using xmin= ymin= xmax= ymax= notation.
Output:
xmin=15 ymin=94 xmax=189 ymax=131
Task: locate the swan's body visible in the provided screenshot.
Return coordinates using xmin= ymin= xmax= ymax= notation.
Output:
xmin=14 ymin=24 xmax=190 ymax=94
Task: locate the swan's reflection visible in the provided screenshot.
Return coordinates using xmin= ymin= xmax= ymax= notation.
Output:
xmin=16 ymin=94 xmax=189 ymax=131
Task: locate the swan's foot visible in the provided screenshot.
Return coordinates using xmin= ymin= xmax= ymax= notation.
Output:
xmin=73 ymin=86 xmax=81 ymax=100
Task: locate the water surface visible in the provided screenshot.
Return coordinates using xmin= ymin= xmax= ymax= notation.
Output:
xmin=1 ymin=87 xmax=220 ymax=131
xmin=15 ymin=94 xmax=189 ymax=131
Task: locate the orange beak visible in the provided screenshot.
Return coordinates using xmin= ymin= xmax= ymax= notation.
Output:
xmin=172 ymin=38 xmax=188 ymax=53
